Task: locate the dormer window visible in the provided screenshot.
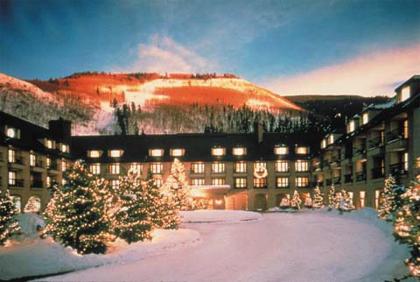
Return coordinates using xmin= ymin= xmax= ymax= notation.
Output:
xmin=400 ymin=86 xmax=410 ymax=102
xmin=109 ymin=149 xmax=123 ymax=158
xmin=88 ymin=150 xmax=102 ymax=158
xmin=362 ymin=113 xmax=369 ymax=125
xmin=61 ymin=144 xmax=70 ymax=153
xmin=149 ymin=149 xmax=164 ymax=157
xmin=5 ymin=127 xmax=20 ymax=139
xmin=211 ymin=147 xmax=226 ymax=157
xmin=45 ymin=139 xmax=54 ymax=149
xmin=274 ymin=145 xmax=288 ymax=155
xmin=321 ymin=139 xmax=327 ymax=149
xmin=232 ymin=147 xmax=247 ymax=156
xmin=296 ymin=146 xmax=309 ymax=155
xmin=348 ymin=120 xmax=355 ymax=133
xmin=170 ymin=148 xmax=185 ymax=157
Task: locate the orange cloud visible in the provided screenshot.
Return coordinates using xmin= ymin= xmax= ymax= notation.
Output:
xmin=264 ymin=43 xmax=420 ymax=96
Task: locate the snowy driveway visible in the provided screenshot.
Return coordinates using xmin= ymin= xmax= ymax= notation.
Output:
xmin=40 ymin=211 xmax=407 ymax=282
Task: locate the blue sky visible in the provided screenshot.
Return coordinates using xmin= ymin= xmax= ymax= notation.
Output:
xmin=1 ymin=0 xmax=419 ymax=95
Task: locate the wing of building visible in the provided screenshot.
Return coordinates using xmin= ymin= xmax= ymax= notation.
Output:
xmin=1 ymin=75 xmax=419 ymax=212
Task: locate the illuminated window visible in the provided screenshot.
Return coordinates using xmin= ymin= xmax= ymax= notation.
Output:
xmin=234 ymin=161 xmax=247 ymax=173
xmin=62 ymin=179 xmax=66 ymax=186
xmin=109 ymin=163 xmax=120 ymax=175
xmin=232 ymin=147 xmax=247 ymax=156
xmin=234 ymin=177 xmax=247 ymax=188
xmin=328 ymin=135 xmax=334 ymax=144
xmin=191 ymin=162 xmax=205 ymax=174
xmin=253 ymin=177 xmax=267 ymax=188
xmin=30 ymin=154 xmax=36 ymax=167
xmin=403 ymin=119 xmax=408 ymax=139
xmin=211 ymin=147 xmax=226 ymax=157
xmin=170 ymin=148 xmax=185 ymax=157
xmin=296 ymin=177 xmax=309 ymax=188
xmin=254 ymin=161 xmax=267 ymax=170
xmin=400 ymin=86 xmax=410 ymax=102
xmin=46 ymin=157 xmax=51 ymax=168
xmin=276 ymin=177 xmax=289 ymax=188
xmin=46 ymin=176 xmax=51 ymax=188
xmin=274 ymin=145 xmax=288 ymax=155
xmin=362 ymin=113 xmax=369 ymax=125
xmin=321 ymin=139 xmax=327 ymax=149
xmin=375 ymin=190 xmax=380 ymax=209
xmin=8 ymin=149 xmax=15 ymax=163
xmin=275 ymin=160 xmax=289 ymax=172
xmin=150 ymin=162 xmax=163 ymax=174
xmin=296 ymin=146 xmax=309 ymax=155
xmin=5 ymin=127 xmax=19 ymax=139
xmin=90 ymin=163 xmax=101 ymax=175
xmin=61 ymin=160 xmax=67 ymax=172
xmin=8 ymin=171 xmax=16 ymax=185
xmin=61 ymin=144 xmax=70 ymax=153
xmin=191 ymin=178 xmax=205 ymax=186
xmin=149 ymin=149 xmax=164 ymax=157
xmin=403 ymin=152 xmax=409 ymax=171
xmin=46 ymin=139 xmax=54 ymax=149
xmin=130 ymin=163 xmax=142 ymax=174
xmin=212 ymin=162 xmax=225 ymax=173
xmin=111 ymin=180 xmax=120 ymax=189
xmin=154 ymin=178 xmax=163 ymax=188
xmin=109 ymin=149 xmax=123 ymax=158
xmin=295 ymin=160 xmax=309 ymax=172
xmin=88 ymin=150 xmax=101 ymax=158
xmin=212 ymin=178 xmax=225 ymax=185
xmin=348 ymin=120 xmax=355 ymax=133
xmin=10 ymin=195 xmax=21 ymax=213
xmin=360 ymin=191 xmax=366 ymax=208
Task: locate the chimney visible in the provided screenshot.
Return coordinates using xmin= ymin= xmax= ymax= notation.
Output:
xmin=254 ymin=121 xmax=264 ymax=143
xmin=49 ymin=118 xmax=72 ymax=141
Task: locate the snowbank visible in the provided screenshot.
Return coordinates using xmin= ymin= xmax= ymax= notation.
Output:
xmin=0 ymin=215 xmax=200 ymax=281
xmin=180 ymin=210 xmax=262 ymax=223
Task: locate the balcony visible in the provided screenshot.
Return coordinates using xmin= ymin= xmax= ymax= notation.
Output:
xmin=355 ymin=171 xmax=367 ymax=182
xmin=371 ymin=167 xmax=385 ymax=179
xmin=386 ymin=128 xmax=405 ymax=143
xmin=31 ymin=180 xmax=44 ymax=188
xmin=9 ymin=156 xmax=24 ymax=165
xmin=353 ymin=147 xmax=367 ymax=156
xmin=9 ymin=179 xmax=24 ymax=188
xmin=389 ymin=162 xmax=408 ymax=177
xmin=368 ymin=136 xmax=384 ymax=149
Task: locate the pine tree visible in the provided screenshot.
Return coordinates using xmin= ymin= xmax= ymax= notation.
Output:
xmin=279 ymin=195 xmax=290 ymax=209
xmin=290 ymin=190 xmax=302 ymax=210
xmin=338 ymin=190 xmax=355 ymax=212
xmin=393 ymin=181 xmax=419 ymax=278
xmin=378 ymin=175 xmax=405 ymax=221
xmin=0 ymin=189 xmax=20 ymax=245
xmin=312 ymin=186 xmax=324 ymax=208
xmin=304 ymin=194 xmax=313 ymax=208
xmin=327 ymin=184 xmax=336 ymax=211
xmin=43 ymin=161 xmax=110 ymax=254
xmin=163 ymin=159 xmax=191 ymax=210
xmin=112 ymin=171 xmax=152 ymax=243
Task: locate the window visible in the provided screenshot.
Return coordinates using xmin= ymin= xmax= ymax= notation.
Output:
xmin=170 ymin=148 xmax=185 ymax=157
xmin=212 ymin=162 xmax=225 ymax=173
xmin=191 ymin=178 xmax=205 ymax=186
xmin=375 ymin=190 xmax=380 ymax=209
xmin=328 ymin=135 xmax=334 ymax=144
xmin=212 ymin=178 xmax=225 ymax=186
xmin=149 ymin=149 xmax=164 ymax=157
xmin=5 ymin=127 xmax=19 ymax=139
xmin=150 ymin=162 xmax=163 ymax=174
xmin=88 ymin=150 xmax=101 ymax=158
xmin=109 ymin=163 xmax=120 ymax=175
xmin=276 ymin=177 xmax=289 ymax=188
xmin=154 ymin=178 xmax=163 ymax=188
xmin=403 ymin=119 xmax=408 ymax=139
xmin=10 ymin=195 xmax=21 ymax=213
xmin=253 ymin=177 xmax=267 ymax=188
xmin=232 ymin=147 xmax=247 ymax=156
xmin=296 ymin=177 xmax=309 ymax=188
xmin=400 ymin=86 xmax=410 ymax=102
xmin=130 ymin=163 xmax=142 ymax=174
xmin=61 ymin=144 xmax=70 ymax=153
xmin=46 ymin=176 xmax=51 ymax=188
xmin=234 ymin=161 xmax=247 ymax=173
xmin=109 ymin=149 xmax=123 ymax=158
xmin=321 ymin=139 xmax=327 ymax=149
xmin=8 ymin=149 xmax=15 ymax=163
xmin=46 ymin=139 xmax=54 ymax=149
xmin=90 ymin=163 xmax=101 ymax=175
xmin=211 ymin=147 xmax=226 ymax=157
xmin=360 ymin=191 xmax=366 ymax=208
xmin=8 ymin=171 xmax=16 ymax=185
xmin=191 ymin=162 xmax=205 ymax=174
xmin=61 ymin=160 xmax=67 ymax=172
xmin=275 ymin=160 xmax=289 ymax=172
xmin=111 ymin=180 xmax=120 ymax=189
xmin=234 ymin=177 xmax=247 ymax=188
xmin=348 ymin=120 xmax=355 ymax=133
xmin=30 ymin=154 xmax=36 ymax=167
xmin=362 ymin=113 xmax=369 ymax=125
xmin=403 ymin=152 xmax=409 ymax=171
xmin=274 ymin=145 xmax=288 ymax=155
xmin=296 ymin=146 xmax=309 ymax=155
xmin=254 ymin=161 xmax=266 ymax=170
xmin=295 ymin=160 xmax=309 ymax=172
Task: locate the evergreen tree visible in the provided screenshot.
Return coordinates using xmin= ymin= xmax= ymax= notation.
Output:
xmin=0 ymin=190 xmax=20 ymax=245
xmin=393 ymin=181 xmax=419 ymax=278
xmin=112 ymin=171 xmax=152 ymax=243
xmin=279 ymin=195 xmax=290 ymax=209
xmin=327 ymin=184 xmax=336 ymax=211
xmin=378 ymin=175 xmax=405 ymax=221
xmin=43 ymin=161 xmax=110 ymax=254
xmin=163 ymin=159 xmax=191 ymax=210
xmin=304 ymin=194 xmax=313 ymax=208
xmin=290 ymin=190 xmax=302 ymax=210
xmin=312 ymin=186 xmax=324 ymax=208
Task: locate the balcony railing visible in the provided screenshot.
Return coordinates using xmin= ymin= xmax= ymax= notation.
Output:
xmin=9 ymin=179 xmax=24 ymax=187
xmin=353 ymin=147 xmax=367 ymax=156
xmin=31 ymin=180 xmax=44 ymax=188
xmin=371 ymin=167 xmax=385 ymax=179
xmin=386 ymin=128 xmax=405 ymax=142
xmin=355 ymin=171 xmax=367 ymax=182
xmin=389 ymin=162 xmax=408 ymax=177
xmin=31 ymin=160 xmax=44 ymax=168
xmin=368 ymin=136 xmax=384 ymax=149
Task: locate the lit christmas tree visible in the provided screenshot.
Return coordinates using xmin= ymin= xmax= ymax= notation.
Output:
xmin=378 ymin=175 xmax=405 ymax=221
xmin=279 ymin=194 xmax=290 ymax=209
xmin=393 ymin=181 xmax=419 ymax=278
xmin=338 ymin=190 xmax=355 ymax=212
xmin=112 ymin=171 xmax=152 ymax=243
xmin=304 ymin=194 xmax=313 ymax=208
xmin=290 ymin=190 xmax=302 ymax=210
xmin=327 ymin=184 xmax=336 ymax=211
xmin=0 ymin=189 xmax=20 ymax=246
xmin=312 ymin=186 xmax=324 ymax=208
xmin=163 ymin=158 xmax=192 ymax=210
xmin=43 ymin=161 xmax=110 ymax=254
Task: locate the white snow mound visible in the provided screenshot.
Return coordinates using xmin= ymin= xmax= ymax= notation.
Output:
xmin=180 ymin=210 xmax=262 ymax=223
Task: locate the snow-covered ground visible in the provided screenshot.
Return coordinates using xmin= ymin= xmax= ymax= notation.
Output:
xmin=180 ymin=209 xmax=262 ymax=223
